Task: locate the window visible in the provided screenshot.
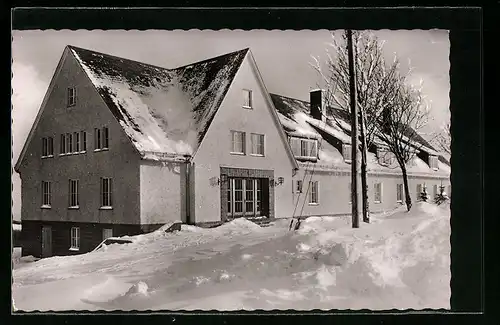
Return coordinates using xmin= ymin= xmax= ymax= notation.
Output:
xmin=101 ymin=177 xmax=113 ymax=208
xmin=416 ymin=184 xmax=423 ymax=199
xmin=250 ymin=133 xmax=265 ymax=156
xmin=42 ymin=137 xmax=54 ymax=157
xmin=397 ymin=184 xmax=404 ymax=203
xmin=432 ymin=184 xmax=438 ymax=199
xmin=343 ymin=144 xmax=352 ymax=162
xmin=74 ymin=132 xmax=80 ymax=152
xmin=102 ymin=228 xmax=113 ymax=240
xmin=102 ymin=127 xmax=109 ymax=149
xmin=81 ymin=131 xmax=87 ymax=152
xmin=70 ymin=227 xmax=80 ymax=250
xmin=308 ymin=181 xmax=319 ymax=204
xmin=290 ymin=137 xmax=318 ymax=159
xmin=66 ymin=133 xmax=73 ymax=154
xmin=374 ymin=183 xmax=382 ymax=203
xmin=60 ymin=134 xmax=66 ymax=154
xmin=243 ymin=89 xmax=252 ymax=108
xmin=378 ymin=149 xmax=393 ymax=166
xmin=67 ymin=87 xmax=76 ymax=107
xmin=294 ymin=180 xmax=303 ymax=193
xmin=429 ymin=156 xmax=438 ymax=170
xmin=41 ymin=181 xmax=51 ymax=207
xmin=230 ymin=130 xmax=246 ymax=154
xmin=68 ymin=179 xmax=79 ymax=208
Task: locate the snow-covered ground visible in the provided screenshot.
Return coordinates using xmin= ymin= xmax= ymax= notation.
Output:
xmin=12 ymin=202 xmax=450 ymax=311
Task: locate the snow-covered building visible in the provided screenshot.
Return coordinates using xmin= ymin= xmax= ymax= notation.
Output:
xmin=14 ymin=46 xmax=450 ymax=257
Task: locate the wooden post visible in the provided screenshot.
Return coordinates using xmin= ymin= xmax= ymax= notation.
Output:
xmin=347 ymin=29 xmax=359 ymax=229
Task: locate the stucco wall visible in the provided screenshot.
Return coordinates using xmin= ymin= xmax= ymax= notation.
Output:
xmin=18 ymin=48 xmax=141 ymax=225
xmin=139 ymin=161 xmax=187 ymax=225
xmin=192 ymin=54 xmax=295 ymax=223
xmin=292 ymin=167 xmax=451 ymax=217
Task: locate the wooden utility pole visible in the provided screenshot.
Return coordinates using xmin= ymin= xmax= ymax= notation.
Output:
xmin=359 ymin=109 xmax=370 ymax=223
xmin=347 ymin=29 xmax=359 ymax=229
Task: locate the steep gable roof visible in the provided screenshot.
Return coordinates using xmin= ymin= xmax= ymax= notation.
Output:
xmin=69 ymin=46 xmax=248 ymax=160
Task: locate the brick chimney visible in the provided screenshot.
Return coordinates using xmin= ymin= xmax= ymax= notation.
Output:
xmin=310 ymin=89 xmax=324 ymax=121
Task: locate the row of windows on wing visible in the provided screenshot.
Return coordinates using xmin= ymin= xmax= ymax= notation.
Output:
xmin=41 ymin=127 xmax=109 ymax=158
xmin=292 ymin=180 xmax=451 ymax=205
xmin=41 ymin=178 xmax=113 ymax=209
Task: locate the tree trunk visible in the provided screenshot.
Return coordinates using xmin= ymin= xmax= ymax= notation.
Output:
xmin=359 ymin=110 xmax=370 ymax=223
xmin=401 ymin=164 xmax=412 ymax=211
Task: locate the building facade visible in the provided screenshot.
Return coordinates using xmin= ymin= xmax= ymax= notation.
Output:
xmin=15 ymin=46 xmax=450 ymax=258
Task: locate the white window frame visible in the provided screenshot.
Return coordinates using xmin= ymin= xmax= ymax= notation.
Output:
xmin=70 ymin=227 xmax=80 ymax=251
xmin=343 ymin=144 xmax=352 ymax=162
xmin=294 ymin=180 xmax=303 ymax=193
xmin=230 ymin=130 xmax=246 ymax=155
xmin=66 ymin=132 xmax=73 ymax=154
xmin=74 ymin=132 xmax=80 ymax=153
xmin=81 ymin=131 xmax=87 ymax=153
xmin=67 ymin=87 xmax=77 ymax=107
xmin=242 ymin=89 xmax=253 ymax=109
xmin=396 ymin=183 xmax=404 ymax=203
xmin=291 ymin=137 xmax=318 ymax=159
xmin=416 ymin=184 xmax=423 ymax=199
xmin=68 ymin=179 xmax=79 ymax=208
xmin=308 ymin=181 xmax=319 ymax=205
xmin=374 ymin=182 xmax=383 ymax=204
xmin=42 ymin=137 xmax=54 ymax=158
xmin=100 ymin=177 xmax=113 ymax=209
xmin=429 ymin=156 xmax=439 ymax=170
xmin=250 ymin=133 xmax=265 ymax=156
xmin=432 ymin=184 xmax=438 ymax=199
xmin=41 ymin=181 xmax=52 ymax=208
xmin=102 ymin=228 xmax=113 ymax=240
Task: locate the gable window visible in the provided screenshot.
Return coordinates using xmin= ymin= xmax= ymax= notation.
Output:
xmin=374 ymin=182 xmax=383 ymax=203
xmin=290 ymin=137 xmax=318 ymax=159
xmin=67 ymin=87 xmax=76 ymax=107
xmin=378 ymin=149 xmax=394 ymax=166
xmin=70 ymin=227 xmax=80 ymax=250
xmin=102 ymin=228 xmax=113 ymax=240
xmin=243 ymin=89 xmax=253 ymax=109
xmin=308 ymin=181 xmax=319 ymax=204
xmin=94 ymin=127 xmax=109 ymax=151
xmin=230 ymin=130 xmax=246 ymax=154
xmin=294 ymin=180 xmax=303 ymax=193
xmin=41 ymin=181 xmax=52 ymax=208
xmin=396 ymin=183 xmax=404 ymax=203
xmin=100 ymin=177 xmax=113 ymax=208
xmin=429 ymin=156 xmax=438 ymax=170
xmin=68 ymin=179 xmax=79 ymax=208
xmin=250 ymin=133 xmax=265 ymax=156
xmin=342 ymin=144 xmax=352 ymax=162
xmin=42 ymin=137 xmax=54 ymax=158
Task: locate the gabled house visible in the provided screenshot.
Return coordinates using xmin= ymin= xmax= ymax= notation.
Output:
xmin=15 ymin=46 xmax=450 ymax=258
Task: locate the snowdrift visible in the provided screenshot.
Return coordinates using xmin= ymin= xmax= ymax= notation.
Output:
xmin=12 ymin=202 xmax=450 ymax=311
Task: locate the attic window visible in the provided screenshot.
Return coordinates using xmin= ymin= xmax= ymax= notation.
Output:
xmin=379 ymin=150 xmax=394 ymax=166
xmin=67 ymin=87 xmax=76 ymax=107
xmin=243 ymin=89 xmax=253 ymax=109
xmin=342 ymin=144 xmax=352 ymax=162
xmin=429 ymin=155 xmax=439 ymax=170
xmin=290 ymin=137 xmax=317 ymax=159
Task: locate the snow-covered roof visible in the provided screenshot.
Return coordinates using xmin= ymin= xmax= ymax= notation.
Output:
xmin=270 ymin=93 xmax=449 ymax=176
xmin=70 ymin=46 xmax=248 ymax=160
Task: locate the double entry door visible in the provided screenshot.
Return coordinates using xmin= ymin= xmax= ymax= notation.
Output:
xmin=227 ymin=177 xmax=268 ymax=218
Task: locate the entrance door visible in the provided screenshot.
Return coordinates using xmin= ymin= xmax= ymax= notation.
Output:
xmin=227 ymin=177 xmax=266 ymax=218
xmin=41 ymin=226 xmax=52 ymax=258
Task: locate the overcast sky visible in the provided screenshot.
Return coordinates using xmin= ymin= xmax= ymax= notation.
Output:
xmin=11 ymin=29 xmax=450 ymax=220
